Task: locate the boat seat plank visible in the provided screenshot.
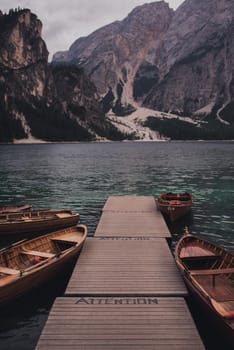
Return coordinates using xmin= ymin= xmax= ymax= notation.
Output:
xmin=21 ymin=250 xmax=55 ymax=258
xmin=191 ymin=267 xmax=234 ymax=276
xmin=180 ymin=246 xmax=216 ymax=258
xmin=56 ymin=213 xmax=71 ymax=218
xmin=22 ymin=217 xmax=33 ymax=221
xmin=51 ymin=235 xmax=78 ymax=243
xmin=195 ymin=274 xmax=234 ymax=302
xmin=191 ymin=267 xmax=234 ymax=287
xmin=0 ymin=266 xmax=20 ymax=275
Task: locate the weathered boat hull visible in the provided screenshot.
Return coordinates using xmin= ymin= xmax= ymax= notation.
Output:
xmin=157 ymin=202 xmax=191 ymax=222
xmin=0 ymin=209 xmax=80 ymax=235
xmin=156 ymin=192 xmax=192 ymax=222
xmin=0 ymin=225 xmax=87 ymax=305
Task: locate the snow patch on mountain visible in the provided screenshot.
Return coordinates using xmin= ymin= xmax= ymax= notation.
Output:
xmin=107 ymin=106 xmax=198 ymax=141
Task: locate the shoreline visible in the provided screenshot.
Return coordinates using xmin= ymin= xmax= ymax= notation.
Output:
xmin=1 ymin=139 xmax=234 ymax=145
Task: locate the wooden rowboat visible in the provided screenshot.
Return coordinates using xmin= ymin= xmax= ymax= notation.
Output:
xmin=0 ymin=204 xmax=32 ymax=213
xmin=175 ymin=232 xmax=234 ymax=346
xmin=0 ymin=209 xmax=80 ymax=235
xmin=156 ymin=192 xmax=192 ymax=222
xmin=0 ymin=224 xmax=87 ymax=305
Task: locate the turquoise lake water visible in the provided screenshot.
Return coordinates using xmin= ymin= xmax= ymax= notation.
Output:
xmin=0 ymin=141 xmax=233 ymax=349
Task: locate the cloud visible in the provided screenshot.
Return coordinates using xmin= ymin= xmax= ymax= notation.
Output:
xmin=0 ymin=0 xmax=184 ymax=59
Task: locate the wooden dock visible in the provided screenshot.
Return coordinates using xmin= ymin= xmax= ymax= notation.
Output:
xmin=36 ymin=196 xmax=205 ymax=349
xmin=65 ymin=237 xmax=187 ymax=297
xmin=96 ymin=196 xmax=170 ymax=238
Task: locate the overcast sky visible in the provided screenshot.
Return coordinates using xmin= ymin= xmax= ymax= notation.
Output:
xmin=0 ymin=0 xmax=184 ymax=59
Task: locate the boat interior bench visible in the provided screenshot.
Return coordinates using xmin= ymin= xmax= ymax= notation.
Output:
xmin=181 ymin=246 xmax=217 ymax=258
xmin=51 ymin=236 xmax=78 ymax=244
xmin=21 ymin=250 xmax=55 ymax=258
xmin=22 ymin=217 xmax=33 ymax=221
xmin=56 ymin=213 xmax=71 ymax=218
xmin=51 ymin=232 xmax=78 ymax=242
xmin=0 ymin=266 xmax=20 ymax=275
xmin=191 ymin=267 xmax=234 ymax=286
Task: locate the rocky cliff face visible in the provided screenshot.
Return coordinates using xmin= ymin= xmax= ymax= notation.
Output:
xmin=0 ymin=10 xmax=48 ymax=69
xmin=53 ymin=0 xmax=234 ymax=132
xmin=53 ymin=2 xmax=174 ymax=114
xmin=144 ymin=0 xmax=234 ymax=123
xmin=0 ymin=9 xmax=122 ymax=142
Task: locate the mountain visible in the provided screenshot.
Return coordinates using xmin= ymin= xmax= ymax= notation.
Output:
xmin=1 ymin=1 xmax=234 ymax=142
xmin=144 ymin=0 xmax=234 ymax=123
xmin=0 ymin=9 xmax=125 ymax=143
xmin=53 ymin=2 xmax=174 ymax=115
xmin=53 ymin=0 xmax=234 ymax=139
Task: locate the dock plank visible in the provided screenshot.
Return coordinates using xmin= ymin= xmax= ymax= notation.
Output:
xmin=65 ymin=238 xmax=187 ymax=296
xmin=36 ymin=297 xmax=205 ymax=350
xmin=96 ymin=196 xmax=170 ymax=238
xmin=95 ymin=212 xmax=170 ymax=238
xmin=102 ymin=196 xmax=157 ymax=212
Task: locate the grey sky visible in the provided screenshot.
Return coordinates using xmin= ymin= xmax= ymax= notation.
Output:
xmin=0 ymin=0 xmax=184 ymax=59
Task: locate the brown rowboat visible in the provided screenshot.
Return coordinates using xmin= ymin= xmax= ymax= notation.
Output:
xmin=175 ymin=232 xmax=234 ymax=346
xmin=0 ymin=209 xmax=80 ymax=235
xmin=156 ymin=192 xmax=192 ymax=222
xmin=0 ymin=224 xmax=87 ymax=305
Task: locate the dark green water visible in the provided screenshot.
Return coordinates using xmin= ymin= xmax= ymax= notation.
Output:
xmin=0 ymin=141 xmax=233 ymax=349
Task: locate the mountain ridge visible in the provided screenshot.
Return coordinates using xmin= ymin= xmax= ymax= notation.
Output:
xmin=53 ymin=1 xmax=174 ymax=115
xmin=53 ymin=0 xmax=234 ymax=136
